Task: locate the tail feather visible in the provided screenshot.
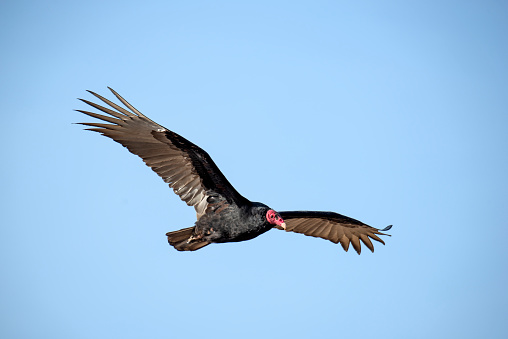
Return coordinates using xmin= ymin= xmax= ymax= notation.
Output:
xmin=166 ymin=227 xmax=210 ymax=251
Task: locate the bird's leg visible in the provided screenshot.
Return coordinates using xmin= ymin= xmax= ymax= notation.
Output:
xmin=187 ymin=231 xmax=203 ymax=243
xmin=187 ymin=227 xmax=215 ymax=243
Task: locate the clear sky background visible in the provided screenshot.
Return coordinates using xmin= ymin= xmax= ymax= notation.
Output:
xmin=1 ymin=1 xmax=507 ymax=338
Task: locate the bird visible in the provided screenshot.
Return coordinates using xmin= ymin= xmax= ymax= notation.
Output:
xmin=77 ymin=88 xmax=392 ymax=254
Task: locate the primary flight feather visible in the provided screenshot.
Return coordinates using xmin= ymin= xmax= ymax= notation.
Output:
xmin=77 ymin=88 xmax=392 ymax=253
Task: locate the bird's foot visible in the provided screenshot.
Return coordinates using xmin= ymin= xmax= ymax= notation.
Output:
xmin=187 ymin=228 xmax=214 ymax=243
xmin=187 ymin=234 xmax=203 ymax=243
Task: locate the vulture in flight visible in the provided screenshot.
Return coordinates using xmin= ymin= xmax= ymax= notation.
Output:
xmin=77 ymin=88 xmax=392 ymax=253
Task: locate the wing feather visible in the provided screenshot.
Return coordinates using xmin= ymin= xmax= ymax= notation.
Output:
xmin=77 ymin=88 xmax=249 ymax=219
xmin=277 ymin=211 xmax=391 ymax=254
xmin=86 ymin=90 xmax=137 ymax=118
xmin=359 ymin=234 xmax=375 ymax=253
xmin=328 ymin=224 xmax=340 ymax=244
xmin=339 ymin=235 xmax=350 ymax=252
xmin=350 ymin=235 xmax=361 ymax=254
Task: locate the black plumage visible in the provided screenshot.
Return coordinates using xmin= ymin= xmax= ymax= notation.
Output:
xmin=77 ymin=88 xmax=392 ymax=254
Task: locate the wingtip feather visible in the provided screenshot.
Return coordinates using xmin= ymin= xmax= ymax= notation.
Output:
xmin=381 ymin=225 xmax=393 ymax=232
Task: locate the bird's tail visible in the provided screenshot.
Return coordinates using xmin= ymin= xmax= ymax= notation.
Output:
xmin=166 ymin=227 xmax=210 ymax=251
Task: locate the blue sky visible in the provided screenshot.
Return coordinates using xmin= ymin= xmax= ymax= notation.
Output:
xmin=1 ymin=1 xmax=507 ymax=338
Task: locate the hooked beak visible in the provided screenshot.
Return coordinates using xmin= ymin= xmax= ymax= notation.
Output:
xmin=280 ymin=222 xmax=286 ymax=230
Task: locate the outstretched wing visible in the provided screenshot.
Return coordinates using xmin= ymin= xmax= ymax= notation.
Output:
xmin=77 ymin=87 xmax=249 ymax=218
xmin=275 ymin=211 xmax=392 ymax=254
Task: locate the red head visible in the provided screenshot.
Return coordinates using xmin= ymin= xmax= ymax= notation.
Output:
xmin=266 ymin=209 xmax=286 ymax=229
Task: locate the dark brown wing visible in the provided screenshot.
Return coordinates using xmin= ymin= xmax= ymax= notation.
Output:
xmin=77 ymin=87 xmax=249 ymax=218
xmin=276 ymin=211 xmax=392 ymax=254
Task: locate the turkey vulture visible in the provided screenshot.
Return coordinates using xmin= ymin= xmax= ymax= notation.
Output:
xmin=77 ymin=88 xmax=392 ymax=254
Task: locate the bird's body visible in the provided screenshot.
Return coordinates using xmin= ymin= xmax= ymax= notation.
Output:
xmin=194 ymin=201 xmax=273 ymax=244
xmin=78 ymin=88 xmax=391 ymax=254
